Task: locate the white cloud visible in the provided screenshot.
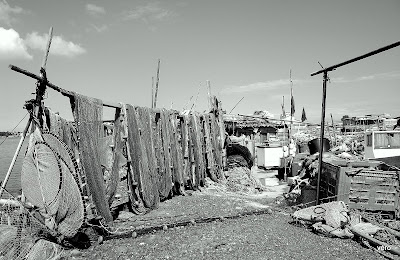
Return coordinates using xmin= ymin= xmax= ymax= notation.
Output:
xmin=86 ymin=3 xmax=105 ymax=16
xmin=124 ymin=2 xmax=175 ymax=22
xmin=90 ymin=24 xmax=108 ymax=33
xmin=25 ymin=32 xmax=86 ymax=57
xmin=331 ymin=71 xmax=400 ymax=84
xmin=0 ymin=27 xmax=32 ymax=60
xmin=0 ymin=0 xmax=23 ymax=25
xmin=221 ymin=79 xmax=313 ymax=94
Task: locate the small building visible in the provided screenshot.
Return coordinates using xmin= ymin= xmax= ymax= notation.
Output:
xmin=341 ymin=114 xmax=398 ymax=133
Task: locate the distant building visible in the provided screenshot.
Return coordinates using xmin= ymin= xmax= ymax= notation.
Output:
xmin=341 ymin=114 xmax=398 ymax=132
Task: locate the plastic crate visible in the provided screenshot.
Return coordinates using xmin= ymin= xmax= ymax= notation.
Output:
xmin=319 ymin=160 xmax=400 ymax=216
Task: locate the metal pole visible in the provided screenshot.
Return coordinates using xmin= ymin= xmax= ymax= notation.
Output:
xmin=0 ymin=117 xmax=32 ymax=197
xmin=316 ymin=71 xmax=328 ymax=205
xmin=311 ymin=40 xmax=400 ymax=76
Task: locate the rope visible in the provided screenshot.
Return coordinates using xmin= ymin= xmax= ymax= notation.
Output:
xmin=0 ymin=112 xmax=29 ymax=147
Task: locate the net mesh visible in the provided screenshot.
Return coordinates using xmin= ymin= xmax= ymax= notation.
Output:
xmin=71 ymin=93 xmax=112 ymax=222
xmin=21 ymin=129 xmax=85 ymax=238
xmin=126 ymin=105 xmax=159 ymax=209
xmin=0 ymin=189 xmax=65 ymax=260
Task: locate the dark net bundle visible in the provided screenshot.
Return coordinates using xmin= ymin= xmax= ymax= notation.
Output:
xmin=126 ymin=105 xmax=159 ymax=210
xmin=71 ymin=93 xmax=112 ymax=223
xmin=226 ymin=143 xmax=253 ymax=169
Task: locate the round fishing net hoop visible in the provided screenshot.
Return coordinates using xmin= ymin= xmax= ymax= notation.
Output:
xmin=21 ymin=129 xmax=85 ymax=238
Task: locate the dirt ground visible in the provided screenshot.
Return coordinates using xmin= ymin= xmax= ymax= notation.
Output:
xmin=68 ymin=168 xmax=389 ymax=260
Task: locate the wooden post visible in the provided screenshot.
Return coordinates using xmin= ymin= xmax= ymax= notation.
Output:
xmin=1 ymin=27 xmax=53 ymax=197
xmin=207 ymin=80 xmax=212 ymax=111
xmin=153 ymin=59 xmax=160 ymax=108
xmin=0 ymin=118 xmax=32 ymax=197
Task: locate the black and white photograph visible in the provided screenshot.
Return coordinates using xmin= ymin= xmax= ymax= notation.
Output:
xmin=0 ymin=1 xmax=399 ymax=259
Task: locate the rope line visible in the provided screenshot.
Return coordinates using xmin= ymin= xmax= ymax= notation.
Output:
xmin=0 ymin=112 xmax=29 ymax=147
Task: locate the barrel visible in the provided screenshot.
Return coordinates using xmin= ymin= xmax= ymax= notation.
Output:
xmin=308 ymin=138 xmax=331 ymax=155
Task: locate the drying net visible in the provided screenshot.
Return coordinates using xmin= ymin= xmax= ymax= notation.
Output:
xmin=71 ymin=93 xmax=112 ymax=222
xmin=126 ymin=105 xmax=159 ymax=209
xmin=44 ymin=107 xmax=78 ymax=155
xmin=0 ymin=188 xmax=68 ymax=260
xmin=21 ymin=128 xmax=85 ymax=238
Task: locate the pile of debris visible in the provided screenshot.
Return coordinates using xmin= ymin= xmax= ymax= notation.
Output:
xmin=291 ymin=201 xmax=400 ymax=258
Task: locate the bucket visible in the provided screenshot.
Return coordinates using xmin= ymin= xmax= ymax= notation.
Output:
xmin=308 ymin=138 xmax=331 ymax=155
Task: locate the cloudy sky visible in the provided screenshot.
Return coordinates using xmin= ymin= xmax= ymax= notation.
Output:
xmin=0 ymin=0 xmax=399 ymax=130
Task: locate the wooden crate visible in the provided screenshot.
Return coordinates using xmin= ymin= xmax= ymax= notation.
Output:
xmin=320 ymin=160 xmax=399 ymax=216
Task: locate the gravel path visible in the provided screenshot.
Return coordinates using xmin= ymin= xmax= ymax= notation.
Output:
xmin=74 ymin=211 xmax=386 ymax=260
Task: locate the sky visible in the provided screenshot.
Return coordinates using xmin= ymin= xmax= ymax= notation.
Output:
xmin=0 ymin=0 xmax=399 ymax=131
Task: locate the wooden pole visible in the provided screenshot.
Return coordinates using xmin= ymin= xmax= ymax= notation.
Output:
xmin=229 ymin=97 xmax=244 ymax=114
xmin=41 ymin=27 xmax=53 ymax=70
xmin=9 ymin=65 xmax=167 ymax=111
xmin=207 ymin=80 xmax=212 ymax=111
xmin=153 ymin=59 xmax=160 ymax=108
xmin=331 ymin=113 xmax=336 ymax=146
xmin=0 ymin=117 xmax=32 ymax=197
xmin=151 ymin=76 xmax=154 ymax=108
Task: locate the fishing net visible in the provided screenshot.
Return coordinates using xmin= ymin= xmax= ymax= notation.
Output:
xmin=226 ymin=143 xmax=253 ymax=169
xmin=179 ymin=115 xmax=191 ymax=186
xmin=189 ymin=114 xmax=205 ymax=188
xmin=202 ymin=114 xmax=218 ymax=182
xmin=0 ymin=188 xmax=67 ymax=260
xmin=169 ymin=112 xmax=185 ymax=193
xmin=110 ymin=107 xmax=129 ymax=209
xmin=156 ymin=109 xmax=172 ymax=201
xmin=292 ymin=201 xmax=350 ymax=229
xmin=44 ymin=107 xmax=78 ymax=156
xmin=71 ymin=93 xmax=112 ymax=222
xmin=21 ymin=129 xmax=85 ymax=238
xmin=126 ymin=105 xmax=159 ymax=209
